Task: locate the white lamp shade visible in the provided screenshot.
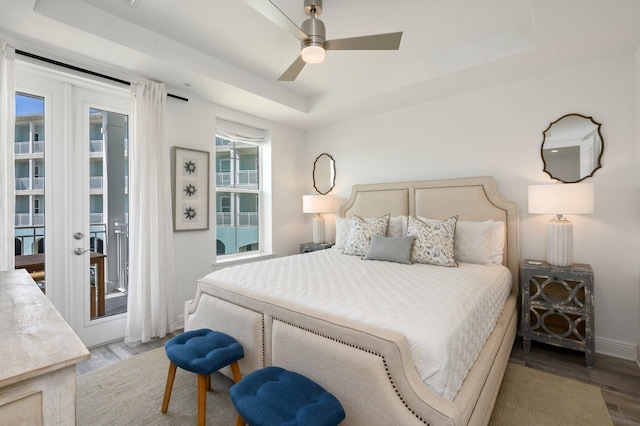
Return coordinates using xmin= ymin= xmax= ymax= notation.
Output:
xmin=528 ymin=183 xmax=594 ymax=215
xmin=302 ymin=195 xmax=333 ymax=214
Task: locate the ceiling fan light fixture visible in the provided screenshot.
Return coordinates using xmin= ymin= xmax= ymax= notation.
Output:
xmin=301 ymin=43 xmax=325 ymax=64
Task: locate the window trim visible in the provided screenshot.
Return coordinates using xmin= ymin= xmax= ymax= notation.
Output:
xmin=214 ymin=119 xmax=270 ymax=263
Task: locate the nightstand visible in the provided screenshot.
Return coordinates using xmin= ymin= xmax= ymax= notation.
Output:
xmin=521 ymin=260 xmax=595 ymax=368
xmin=300 ymin=242 xmax=334 ymax=253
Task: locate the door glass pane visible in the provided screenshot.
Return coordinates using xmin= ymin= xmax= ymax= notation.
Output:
xmin=89 ymin=108 xmax=129 ymax=319
xmin=14 ymin=93 xmax=46 ymax=293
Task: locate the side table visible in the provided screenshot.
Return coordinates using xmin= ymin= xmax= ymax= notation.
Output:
xmin=521 ymin=260 xmax=595 ymax=367
xmin=300 ymin=242 xmax=334 ymax=253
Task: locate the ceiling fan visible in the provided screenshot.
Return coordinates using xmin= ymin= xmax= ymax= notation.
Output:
xmin=245 ymin=0 xmax=403 ymax=81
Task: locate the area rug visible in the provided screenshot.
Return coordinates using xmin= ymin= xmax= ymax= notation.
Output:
xmin=76 ymin=348 xmax=612 ymax=425
xmin=489 ymin=362 xmax=612 ymax=426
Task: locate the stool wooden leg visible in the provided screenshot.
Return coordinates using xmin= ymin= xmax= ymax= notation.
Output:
xmin=161 ymin=362 xmax=177 ymax=413
xmin=197 ymin=374 xmax=207 ymax=426
xmin=230 ymin=362 xmax=244 ymax=426
xmin=230 ymin=361 xmax=242 ymax=383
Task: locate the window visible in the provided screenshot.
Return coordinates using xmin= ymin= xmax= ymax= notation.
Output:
xmin=215 ymin=119 xmax=267 ymax=256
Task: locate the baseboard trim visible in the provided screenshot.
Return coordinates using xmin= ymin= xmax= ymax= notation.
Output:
xmin=596 ymin=336 xmax=639 ymax=362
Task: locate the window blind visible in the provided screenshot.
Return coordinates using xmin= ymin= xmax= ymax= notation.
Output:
xmin=216 ymin=118 xmax=268 ymax=144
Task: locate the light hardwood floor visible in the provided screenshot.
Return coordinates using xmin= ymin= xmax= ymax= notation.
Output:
xmin=76 ymin=333 xmax=640 ymax=425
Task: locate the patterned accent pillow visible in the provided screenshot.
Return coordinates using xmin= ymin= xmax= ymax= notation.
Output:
xmin=343 ymin=214 xmax=390 ymax=257
xmin=407 ymin=215 xmax=458 ymax=267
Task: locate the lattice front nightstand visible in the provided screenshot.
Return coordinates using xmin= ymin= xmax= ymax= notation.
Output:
xmin=521 ymin=260 xmax=595 ymax=367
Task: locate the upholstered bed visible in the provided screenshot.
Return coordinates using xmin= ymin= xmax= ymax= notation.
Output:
xmin=185 ymin=176 xmax=519 ymax=425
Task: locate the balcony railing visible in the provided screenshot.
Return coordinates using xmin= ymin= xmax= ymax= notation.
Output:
xmin=90 ymin=176 xmax=104 ymax=190
xmin=90 ymin=213 xmax=104 ymax=224
xmin=216 ymin=212 xmax=258 ymax=227
xmin=15 ymin=224 xmax=108 ymax=256
xmin=15 ymin=177 xmax=30 ymax=191
xmin=15 ymin=213 xmax=44 ymax=227
xmin=16 ymin=176 xmax=45 ymax=191
xmin=90 ymin=139 xmax=104 ymax=153
xmin=216 ymin=170 xmax=258 ymax=187
xmin=14 ymin=140 xmax=45 ymax=154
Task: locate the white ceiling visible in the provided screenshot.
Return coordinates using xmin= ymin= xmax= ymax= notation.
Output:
xmin=1 ymin=0 xmax=640 ymax=130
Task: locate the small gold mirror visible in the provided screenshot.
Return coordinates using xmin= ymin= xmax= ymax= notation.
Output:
xmin=313 ymin=153 xmax=336 ymax=195
xmin=542 ymin=114 xmax=604 ymax=183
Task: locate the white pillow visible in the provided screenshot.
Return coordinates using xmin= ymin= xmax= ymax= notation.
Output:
xmin=387 ymin=215 xmax=408 ymax=238
xmin=343 ymin=214 xmax=390 ymax=257
xmin=418 ymin=216 xmax=494 ymax=266
xmin=454 ymin=220 xmax=493 ymax=265
xmin=334 ymin=217 xmax=351 ymax=249
xmin=490 ymin=221 xmax=506 ymax=265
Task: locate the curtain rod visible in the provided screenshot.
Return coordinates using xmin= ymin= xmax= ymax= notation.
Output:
xmin=16 ymin=50 xmax=189 ymax=102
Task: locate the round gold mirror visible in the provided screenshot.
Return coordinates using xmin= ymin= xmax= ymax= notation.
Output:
xmin=313 ymin=153 xmax=336 ymax=195
xmin=542 ymin=114 xmax=603 ymax=183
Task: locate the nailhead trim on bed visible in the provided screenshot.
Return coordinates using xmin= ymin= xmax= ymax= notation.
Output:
xmin=273 ymin=317 xmax=431 ymax=425
xmin=205 ymin=296 xmax=267 ymax=368
xmin=201 ymin=295 xmax=433 ymax=424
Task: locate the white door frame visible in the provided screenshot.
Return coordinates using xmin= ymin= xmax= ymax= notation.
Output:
xmin=16 ymin=62 xmax=130 ymax=347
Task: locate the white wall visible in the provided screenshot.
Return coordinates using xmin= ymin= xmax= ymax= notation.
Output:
xmin=305 ymin=48 xmax=640 ymax=361
xmin=166 ymin=97 xmax=306 ymax=316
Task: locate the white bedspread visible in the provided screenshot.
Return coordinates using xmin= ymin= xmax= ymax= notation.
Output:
xmin=203 ymin=248 xmax=512 ymax=401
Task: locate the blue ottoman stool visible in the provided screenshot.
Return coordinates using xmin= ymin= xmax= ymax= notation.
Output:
xmin=161 ymin=328 xmax=244 ymax=426
xmin=230 ymin=366 xmax=345 ymax=426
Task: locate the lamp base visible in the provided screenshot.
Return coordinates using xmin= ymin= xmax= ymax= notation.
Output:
xmin=312 ymin=214 xmax=325 ymax=244
xmin=547 ymin=220 xmax=573 ymax=267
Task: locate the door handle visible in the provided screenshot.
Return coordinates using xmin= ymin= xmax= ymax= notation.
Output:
xmin=74 ymin=248 xmax=90 ymax=255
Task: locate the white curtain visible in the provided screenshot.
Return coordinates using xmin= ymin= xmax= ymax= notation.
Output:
xmin=125 ymin=80 xmax=178 ymax=343
xmin=0 ymin=40 xmax=15 ymax=271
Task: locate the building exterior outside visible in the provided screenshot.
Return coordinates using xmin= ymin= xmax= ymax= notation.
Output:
xmin=215 ymin=136 xmax=259 ymax=255
xmin=14 ymin=110 xmax=108 ymax=256
xmin=14 ymin=101 xmax=129 ymax=306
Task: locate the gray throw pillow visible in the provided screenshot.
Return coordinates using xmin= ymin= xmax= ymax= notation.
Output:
xmin=364 ymin=235 xmax=414 ymax=264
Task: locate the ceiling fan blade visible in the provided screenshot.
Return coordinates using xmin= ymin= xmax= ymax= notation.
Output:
xmin=325 ymin=32 xmax=403 ymax=51
xmin=278 ymin=56 xmax=306 ymax=81
xmin=244 ymin=0 xmax=308 ymax=42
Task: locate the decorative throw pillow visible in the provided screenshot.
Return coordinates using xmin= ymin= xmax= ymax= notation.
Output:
xmin=334 ymin=217 xmax=351 ymax=249
xmin=364 ymin=235 xmax=414 ymax=264
xmin=407 ymin=215 xmax=458 ymax=267
xmin=343 ymin=214 xmax=390 ymax=257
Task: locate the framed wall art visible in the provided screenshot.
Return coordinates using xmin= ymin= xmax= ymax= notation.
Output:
xmin=172 ymin=146 xmax=210 ymax=231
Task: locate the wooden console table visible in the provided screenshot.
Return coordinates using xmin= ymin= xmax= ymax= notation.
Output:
xmin=15 ymin=251 xmax=107 ymax=318
xmin=0 ymin=269 xmax=90 ymax=425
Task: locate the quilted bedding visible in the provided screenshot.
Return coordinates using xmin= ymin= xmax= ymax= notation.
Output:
xmin=203 ymin=248 xmax=512 ymax=401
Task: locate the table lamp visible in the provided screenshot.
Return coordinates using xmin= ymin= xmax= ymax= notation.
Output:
xmin=303 ymin=195 xmax=333 ymax=244
xmin=528 ymin=183 xmax=594 ymax=267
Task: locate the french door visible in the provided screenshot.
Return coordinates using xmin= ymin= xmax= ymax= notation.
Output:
xmin=15 ymin=63 xmax=130 ymax=347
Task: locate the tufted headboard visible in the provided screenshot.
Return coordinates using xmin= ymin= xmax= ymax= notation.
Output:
xmin=339 ymin=176 xmax=520 ymax=287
